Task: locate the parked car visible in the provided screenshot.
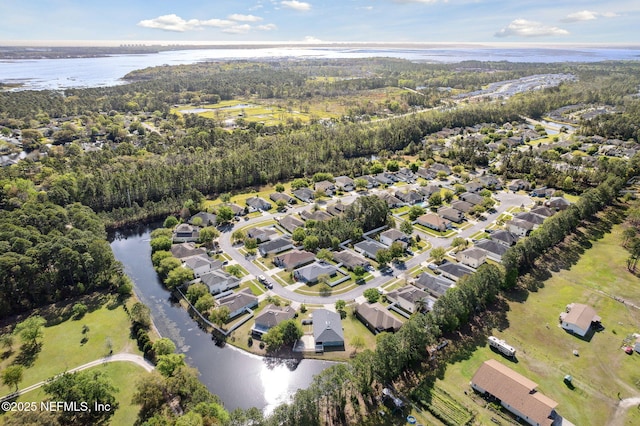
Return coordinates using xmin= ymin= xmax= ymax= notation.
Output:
xmin=258 ymin=275 xmax=266 ymax=283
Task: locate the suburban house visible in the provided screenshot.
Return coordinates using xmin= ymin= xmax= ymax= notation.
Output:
xmin=396 ymin=168 xmax=415 ymax=182
xmin=246 ymin=196 xmax=272 ymax=212
xmin=189 ymin=212 xmax=217 ymax=227
xmin=386 ymin=285 xmax=430 ymax=313
xmin=270 ymin=192 xmax=295 ymax=205
xmin=313 ymin=309 xmax=344 ymax=351
xmin=182 ymin=255 xmax=223 ymax=278
xmin=200 ymin=270 xmax=241 ymax=295
xmin=314 ymin=180 xmax=336 ymax=196
xmin=355 ymin=302 xmax=403 ymax=334
xmin=437 ymin=262 xmax=474 ymax=282
xmin=375 ymin=173 xmax=395 ymax=186
xmin=277 ymin=215 xmax=304 ymax=234
xmin=293 ymin=261 xmax=338 ymax=284
xmin=258 ymin=237 xmax=294 ymax=257
xmin=418 ymin=184 xmax=440 ymax=198
xmin=246 ymin=227 xmax=278 ymax=243
xmin=545 ymin=197 xmax=571 ymax=210
xmin=416 ymin=167 xmax=435 ymax=180
xmin=378 ymin=192 xmax=404 ymax=208
xmin=559 ymin=303 xmax=601 ymax=337
xmin=471 ymin=359 xmax=559 ymax=426
xmin=507 ymin=218 xmax=535 ymax=237
xmin=300 ymin=209 xmax=332 ymax=222
xmin=458 ymin=192 xmax=485 ymax=206
xmin=293 ymin=187 xmax=315 ymax=203
xmin=171 ymin=242 xmax=207 ymax=260
xmin=456 ymin=247 xmax=488 ymax=269
xmin=464 ymin=181 xmax=484 ymax=193
xmin=508 ymin=179 xmax=531 ymax=192
xmin=474 ymin=239 xmax=508 ymax=261
xmin=514 ymin=212 xmax=546 ymax=226
xmin=478 ymin=174 xmax=502 ymax=189
xmin=326 ymin=202 xmax=348 ymax=216
xmin=332 ymin=250 xmax=370 ymax=270
xmin=438 ymin=206 xmax=465 ymax=223
xmin=354 ymin=240 xmax=387 ymax=259
xmin=395 ymin=190 xmax=423 ymax=205
xmin=530 ymin=186 xmax=550 ymax=197
xmin=334 ymin=176 xmax=355 ymax=192
xmin=251 ymin=304 xmax=296 ymax=337
xmin=414 ymin=273 xmax=455 ymax=298
xmin=223 ymin=203 xmax=246 ymax=216
xmin=429 ymin=163 xmax=451 ymax=176
xmin=491 ymin=230 xmax=519 ymax=247
xmin=451 ymin=200 xmax=474 ymax=214
xmin=530 ymin=206 xmax=555 ymax=218
xmin=217 ymin=288 xmax=258 ymax=320
xmin=172 ymin=223 xmax=200 ymax=243
xmin=274 ymin=250 xmax=316 ymax=271
xmin=416 ymin=213 xmax=451 ymax=232
xmin=379 ymin=228 xmax=408 ymax=247
xmin=358 ymin=175 xmax=378 ymax=188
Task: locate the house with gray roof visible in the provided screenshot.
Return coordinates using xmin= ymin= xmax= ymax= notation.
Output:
xmin=416 ymin=213 xmax=451 ymax=232
xmin=491 ymin=230 xmax=519 ymax=247
xmin=333 ymin=250 xmax=370 ymax=270
xmin=246 ymin=196 xmax=272 ymax=212
xmin=474 ymin=239 xmax=508 ymax=261
xmin=456 ymin=247 xmax=488 ymax=269
xmin=414 ymin=273 xmax=455 ymax=298
xmin=246 ymin=227 xmax=278 ymax=243
xmin=507 ymin=218 xmax=535 ymax=237
xmin=201 ymin=270 xmax=241 ymax=295
xmin=278 ymin=215 xmax=304 ymax=234
xmin=315 ymin=180 xmax=336 ymax=196
xmin=418 ymin=184 xmax=440 ymax=198
xmin=293 ymin=187 xmax=315 ymax=203
xmin=189 ymin=212 xmax=217 ymax=227
xmin=258 ymin=237 xmax=294 ymax=257
xmin=274 ymin=250 xmax=316 ymax=270
xmin=514 ymin=212 xmax=546 ymax=225
xmin=438 ymin=206 xmax=464 ymax=223
xmin=354 ymin=240 xmax=387 ymax=259
xmin=464 ymin=181 xmax=484 ymax=193
xmin=545 ymin=197 xmax=571 ymax=211
xmin=293 ymin=261 xmax=338 ymax=284
xmin=313 ymin=309 xmax=344 ymax=350
xmin=451 ymin=200 xmax=474 ymax=213
xmin=182 ymin=255 xmax=223 ymax=278
xmin=507 ymin=179 xmax=530 ymax=192
xmin=171 ymin=242 xmax=206 ymax=260
xmin=217 ymin=288 xmax=258 ymax=320
xmin=530 ymin=206 xmax=555 ymax=218
xmin=172 ymin=223 xmax=200 ymax=243
xmin=386 ymin=285 xmax=430 ymax=313
xmin=251 ymin=304 xmax=296 ymax=337
xmin=355 ymin=302 xmax=403 ymax=334
xmin=395 ymin=190 xmax=423 ymax=205
xmin=437 ymin=262 xmax=474 ymax=282
xmin=334 ymin=176 xmax=355 ymax=192
xmin=378 ymin=192 xmax=404 ymax=208
xmin=300 ymin=209 xmax=332 ymax=222
xmin=459 ymin=192 xmax=485 ymax=206
xmin=380 ymin=228 xmax=408 ymax=247
xmin=326 ymin=202 xmax=348 ymax=216
xmin=478 ymin=175 xmax=502 ymax=189
xmin=270 ymin=192 xmax=295 ymax=204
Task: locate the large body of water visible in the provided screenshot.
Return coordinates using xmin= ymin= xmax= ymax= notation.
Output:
xmin=109 ymin=224 xmax=333 ymax=413
xmin=1 ymin=46 xmax=639 ymax=90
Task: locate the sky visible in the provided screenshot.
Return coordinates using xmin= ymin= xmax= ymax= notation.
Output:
xmin=1 ymin=0 xmax=639 ymax=45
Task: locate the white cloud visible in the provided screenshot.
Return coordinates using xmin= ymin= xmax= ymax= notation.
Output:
xmin=495 ymin=19 xmax=569 ymax=38
xmin=228 ymin=14 xmax=263 ymax=22
xmin=137 ymin=14 xmax=234 ymax=32
xmin=222 ymin=24 xmax=252 ymax=34
xmin=281 ymin=1 xmax=312 ymax=11
xmin=562 ymin=10 xmax=618 ymax=22
xmin=257 ymin=23 xmax=278 ymax=31
xmin=303 ymin=36 xmax=322 ymax=43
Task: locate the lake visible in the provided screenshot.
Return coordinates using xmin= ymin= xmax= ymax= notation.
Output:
xmin=1 ymin=46 xmax=639 ymax=90
xmin=109 ymin=224 xmax=333 ymax=413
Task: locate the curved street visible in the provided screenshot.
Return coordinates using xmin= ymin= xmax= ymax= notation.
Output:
xmin=217 ymin=190 xmax=532 ymax=305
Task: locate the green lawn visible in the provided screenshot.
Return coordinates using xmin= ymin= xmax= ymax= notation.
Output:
xmin=432 ymin=223 xmax=640 ymax=426
xmin=0 ymin=297 xmax=141 ymax=397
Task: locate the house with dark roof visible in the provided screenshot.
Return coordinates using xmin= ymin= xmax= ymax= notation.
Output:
xmin=545 ymin=197 xmax=571 ymax=211
xmin=456 ymin=247 xmax=488 ymax=269
xmin=359 ymin=175 xmax=378 ymax=188
xmin=416 ymin=213 xmax=451 ymax=232
xmin=171 ymin=242 xmax=206 ymax=260
xmin=246 ymin=227 xmax=278 ymax=243
xmin=201 ymin=270 xmax=241 ymax=295
xmin=429 ymin=163 xmax=451 ymax=175
xmin=246 ymin=196 xmax=272 ymax=212
xmin=507 ymin=218 xmax=535 ymax=237
xmin=418 ymin=184 xmax=440 ymax=198
xmin=559 ymin=303 xmax=601 ymax=337
xmin=315 ymin=180 xmax=336 ymax=196
xmin=478 ymin=174 xmax=502 ymax=189
xmin=464 ymin=181 xmax=484 ymax=193
xmin=530 ymin=206 xmax=555 ymax=218
xmin=471 ymin=359 xmax=559 ymax=426
xmin=379 ymin=228 xmax=408 ymax=247
xmin=251 ymin=304 xmax=296 ymax=337
xmin=189 ymin=212 xmax=217 ymax=227
xmin=326 ymin=202 xmax=348 ymax=216
xmin=416 ymin=167 xmax=436 ymax=180
xmin=334 ymin=176 xmax=355 ymax=191
xmin=270 ymin=192 xmax=295 ymax=204
xmin=274 ymin=250 xmax=316 ymax=270
xmin=395 ymin=168 xmax=415 ymax=182
xmin=508 ymin=179 xmax=530 ymax=192
xmin=355 ymin=302 xmax=403 ymax=334
xmin=437 ymin=262 xmax=474 ymax=282
xmin=182 ymin=255 xmax=223 ymax=278
xmin=300 ymin=209 xmax=332 ymax=222
xmin=438 ymin=206 xmax=464 ymax=223
xmin=514 ymin=212 xmax=546 ymax=226
xmin=375 ymin=173 xmax=395 ymax=185
xmin=258 ymin=237 xmax=294 ymax=257
xmin=414 ymin=273 xmax=455 ymax=298
xmin=451 ymin=200 xmax=474 ymax=214
xmin=395 ymin=190 xmax=423 ymax=205
xmin=354 ymin=240 xmax=387 ymax=259
xmin=386 ymin=285 xmax=430 ymax=313
xmin=459 ymin=192 xmax=484 ymax=206
xmin=278 ymin=215 xmax=304 ymax=234
xmin=333 ymin=250 xmax=370 ymax=270
xmin=474 ymin=239 xmax=508 ymax=262
xmin=313 ymin=309 xmax=344 ymax=350
xmin=217 ymin=288 xmax=258 ymax=319
xmin=378 ymin=192 xmax=404 ymax=208
xmin=491 ymin=230 xmax=519 ymax=247
xmin=293 ymin=187 xmax=315 ymax=203
xmin=172 ymin=223 xmax=200 ymax=243
xmin=293 ymin=261 xmax=338 ymax=284
xmin=223 ymin=203 xmax=246 ymax=216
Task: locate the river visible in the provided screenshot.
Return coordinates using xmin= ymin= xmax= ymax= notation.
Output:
xmin=108 ymin=223 xmax=333 ymax=413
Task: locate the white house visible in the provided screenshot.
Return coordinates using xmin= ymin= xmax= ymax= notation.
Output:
xmin=455 ymin=247 xmax=487 ymax=269
xmin=559 ymin=303 xmax=601 ymax=337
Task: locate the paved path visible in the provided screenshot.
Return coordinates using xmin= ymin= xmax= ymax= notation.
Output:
xmin=0 ymin=353 xmax=154 ymax=402
xmin=609 ymin=396 xmax=640 ymax=426
xmin=217 ymin=189 xmax=532 ymax=305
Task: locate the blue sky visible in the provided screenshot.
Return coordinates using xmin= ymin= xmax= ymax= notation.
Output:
xmin=1 ymin=0 xmax=638 ymax=45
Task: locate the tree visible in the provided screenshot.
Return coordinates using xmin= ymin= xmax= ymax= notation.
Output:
xmin=210 ymin=306 xmax=230 ymax=328
xmin=428 ymin=192 xmax=442 ymax=207
xmin=152 ymin=337 xmax=176 ymax=356
xmin=130 ymin=302 xmax=152 ymax=329
xmin=43 ymin=370 xmax=118 ymax=425
xmin=363 ymin=288 xmax=380 ymax=303
xmin=451 ymin=237 xmax=468 ymax=250
xmin=376 ymin=248 xmax=392 ymax=266
xmin=220 ymin=193 xmax=232 ymax=203
xmin=303 ymin=235 xmax=320 ymax=252
xmin=150 ymin=236 xmax=172 ymax=253
xmin=155 ymin=256 xmax=181 ymax=279
xmin=198 ymin=226 xmax=219 ymax=246
xmin=1 ymin=365 xmax=23 ymax=391
xmin=400 ymin=220 xmax=413 ymax=235
xmin=216 ymin=205 xmax=234 ymax=223
xmin=354 ymin=178 xmax=368 ymax=191
xmin=165 ymin=267 xmax=194 ymax=289
xmin=164 ymin=215 xmax=179 ymax=229
xmin=231 ymin=230 xmax=246 ymax=244
xmin=132 ymin=372 xmax=167 ymax=421
xmin=389 ymin=241 xmax=405 ymax=260
xmin=275 ymin=183 xmax=285 ymax=193
xmin=317 ymin=248 xmax=333 ymax=262
xmin=14 ymin=315 xmax=46 ymax=347
xmin=0 ymin=334 xmax=14 ymax=352
xmin=291 ymin=178 xmax=309 ymax=190
xmin=292 ymin=227 xmax=307 ymax=244
xmin=195 ymin=293 xmax=215 ymax=313
xmin=350 ymin=335 xmax=365 ymax=353
xmin=156 ymin=353 xmax=186 ymax=377
xmin=408 ymin=205 xmax=426 ymax=221
xmin=186 ymin=283 xmax=209 ymax=304
xmin=431 ymin=246 xmax=446 ymax=264
xmin=443 ymin=189 xmax=454 ymax=203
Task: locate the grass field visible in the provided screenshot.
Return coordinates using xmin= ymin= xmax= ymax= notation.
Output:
xmin=424 ymin=221 xmax=640 ymax=426
xmin=0 ymin=296 xmax=142 ymax=397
